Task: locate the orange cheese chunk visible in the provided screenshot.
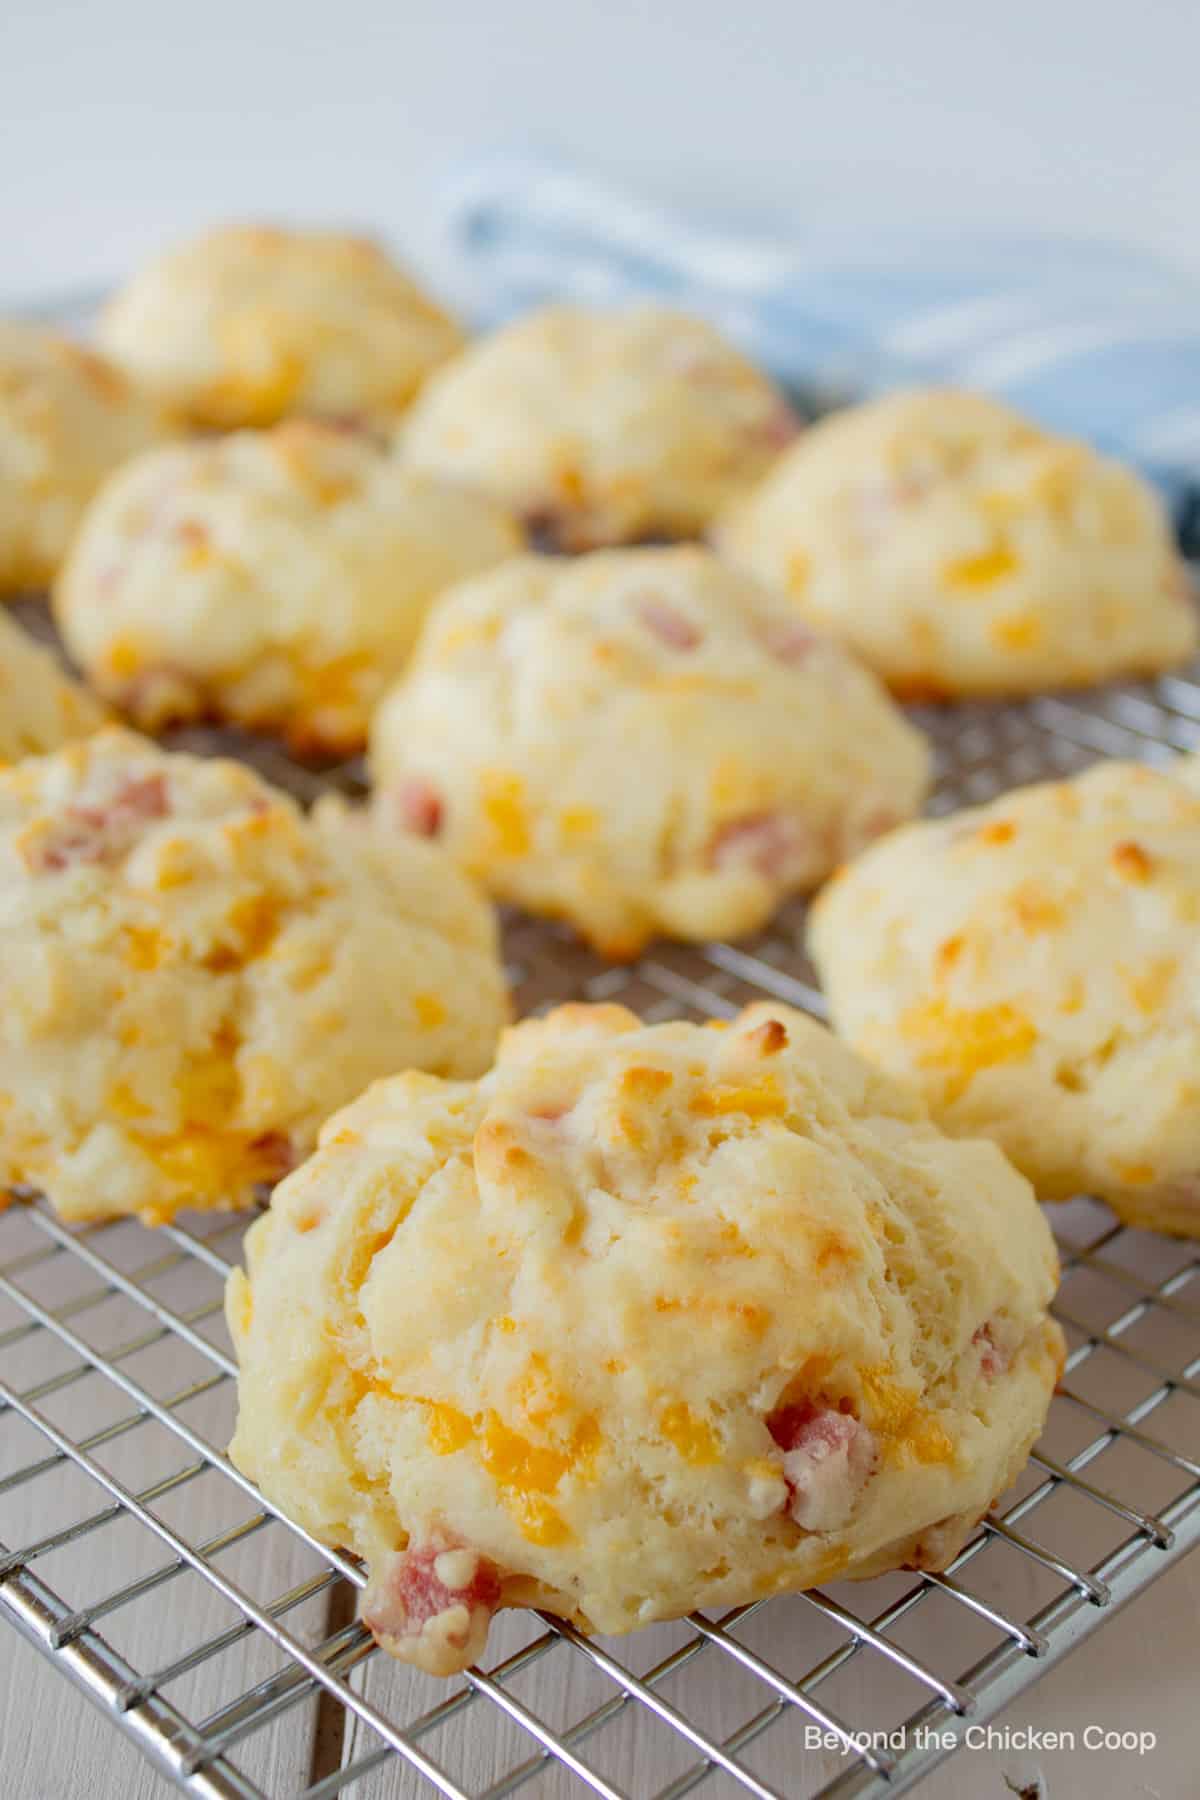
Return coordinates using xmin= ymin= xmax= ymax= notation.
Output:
xmin=899 ymin=999 xmax=1037 ymax=1101
xmin=659 ymin=1400 xmax=722 ymax=1466
xmin=942 ymin=544 xmax=1018 ymax=590
xmin=480 ymin=771 xmax=531 ymax=858
xmin=690 ymin=1079 xmax=786 ymax=1120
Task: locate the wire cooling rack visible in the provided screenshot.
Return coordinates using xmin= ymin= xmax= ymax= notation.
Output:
xmin=3 ymin=626 xmax=1200 ymax=1799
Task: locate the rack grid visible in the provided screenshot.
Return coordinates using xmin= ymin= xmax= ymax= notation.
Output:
xmin=3 ymin=632 xmax=1200 ymax=1799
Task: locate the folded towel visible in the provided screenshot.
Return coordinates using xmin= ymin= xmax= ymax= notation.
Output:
xmin=438 ymin=153 xmax=1200 ymax=549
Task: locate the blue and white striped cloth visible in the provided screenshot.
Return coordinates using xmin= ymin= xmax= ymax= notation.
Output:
xmin=436 ymin=153 xmax=1200 ymax=547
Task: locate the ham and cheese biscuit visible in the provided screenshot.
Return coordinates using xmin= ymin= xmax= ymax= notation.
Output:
xmin=401 ymin=303 xmax=799 ymax=548
xmin=0 ymin=322 xmax=167 ymax=593
xmin=227 ymin=1001 xmax=1063 ymax=1676
xmin=98 ymin=224 xmax=462 ymax=428
xmin=715 ymin=389 xmax=1197 ymax=698
xmin=0 ymin=728 xmax=507 ymax=1224
xmin=370 ymin=547 xmax=930 ymax=957
xmin=0 ymin=610 xmax=107 ymax=763
xmin=809 ymin=756 xmax=1200 ymax=1234
xmin=55 ymin=423 xmax=522 ymax=755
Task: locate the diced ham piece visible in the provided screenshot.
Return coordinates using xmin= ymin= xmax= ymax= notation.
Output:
xmin=93 ymin=774 xmax=167 ymax=834
xmin=248 ymin=1132 xmax=298 ymax=1183
xmin=767 ymin=1402 xmax=878 ymax=1532
xmin=637 ymin=597 xmax=703 ymax=651
xmin=750 ymin=403 xmax=803 ymax=451
xmin=322 ymin=413 xmax=387 ymax=446
xmin=855 ymin=473 xmax=927 ymax=544
xmin=26 ymin=774 xmax=170 ymax=873
xmin=390 ymin=778 xmax=443 ymax=839
xmin=527 ymin=1099 xmax=573 ymax=1124
xmin=363 ymin=1539 xmax=503 ymax=1676
xmin=760 ymin=617 xmax=818 ymax=665
xmin=708 ymin=812 xmax=818 ymax=883
xmin=972 ymin=1323 xmax=1010 ymax=1378
xmin=93 ymin=563 xmax=123 ymax=601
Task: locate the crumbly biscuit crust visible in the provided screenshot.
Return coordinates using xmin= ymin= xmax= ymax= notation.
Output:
xmin=228 ymin=1001 xmax=1062 ymax=1673
xmin=0 ymin=728 xmax=507 ymax=1222
xmin=56 ymin=423 xmax=521 ymax=754
xmin=371 ymin=547 xmax=930 ymax=955
xmin=0 ymin=322 xmax=166 ymax=592
xmin=403 ymin=303 xmax=799 ymax=547
xmin=716 ymin=388 xmax=1196 ymax=697
xmin=98 ymin=224 xmax=462 ymax=427
xmin=810 ymin=755 xmax=1200 ymax=1233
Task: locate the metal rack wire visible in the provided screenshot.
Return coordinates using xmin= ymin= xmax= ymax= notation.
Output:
xmin=3 ymin=642 xmax=1200 ymax=1798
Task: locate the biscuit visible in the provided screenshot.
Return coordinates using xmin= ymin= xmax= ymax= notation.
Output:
xmin=0 ymin=610 xmax=107 ymax=763
xmin=0 ymin=728 xmax=507 ymax=1223
xmin=402 ymin=303 xmax=799 ymax=547
xmin=97 ymin=224 xmax=463 ymax=428
xmin=369 ymin=547 xmax=930 ymax=956
xmin=55 ymin=422 xmax=522 ymax=754
xmin=227 ymin=1000 xmax=1063 ymax=1675
xmin=715 ymin=388 xmax=1197 ymax=697
xmin=809 ymin=756 xmax=1200 ymax=1234
xmin=0 ymin=322 xmax=166 ymax=593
